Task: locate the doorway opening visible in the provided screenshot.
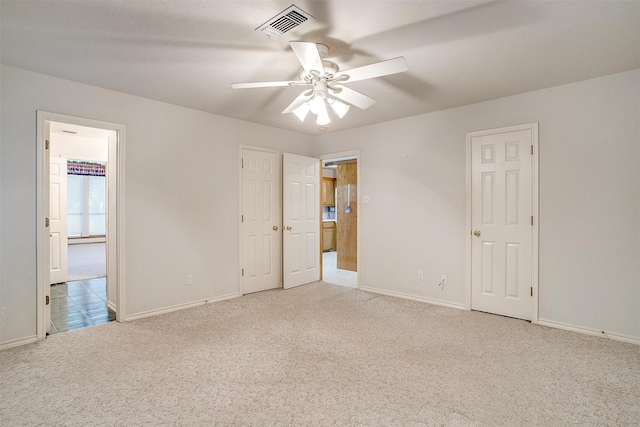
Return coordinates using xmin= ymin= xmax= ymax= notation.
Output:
xmin=48 ymin=122 xmax=113 ymax=333
xmin=320 ymin=152 xmax=359 ymax=288
xmin=37 ymin=112 xmax=125 ymax=339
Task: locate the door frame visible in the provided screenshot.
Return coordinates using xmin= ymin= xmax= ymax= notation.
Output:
xmin=238 ymin=145 xmax=281 ymax=294
xmin=318 ymin=150 xmax=361 ymax=288
xmin=36 ymin=111 xmax=126 ymax=339
xmin=465 ymin=123 xmax=539 ymax=323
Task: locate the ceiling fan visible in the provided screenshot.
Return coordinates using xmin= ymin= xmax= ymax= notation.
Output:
xmin=231 ymin=41 xmax=408 ymax=126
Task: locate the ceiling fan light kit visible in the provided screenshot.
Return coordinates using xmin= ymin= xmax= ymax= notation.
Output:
xmin=328 ymin=99 xmax=350 ymax=118
xmin=289 ymin=81 xmax=350 ymax=125
xmin=291 ymin=96 xmax=349 ymax=125
xmin=231 ymin=41 xmax=408 ymax=127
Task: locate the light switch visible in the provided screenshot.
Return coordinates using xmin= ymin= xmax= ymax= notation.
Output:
xmin=362 ymin=195 xmax=370 ymax=204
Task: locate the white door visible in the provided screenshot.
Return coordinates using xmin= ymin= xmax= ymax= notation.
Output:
xmin=283 ymin=153 xmax=320 ymax=289
xmin=50 ymin=156 xmax=68 ymax=285
xmin=470 ymin=125 xmax=535 ymax=320
xmin=241 ymin=149 xmax=282 ymax=294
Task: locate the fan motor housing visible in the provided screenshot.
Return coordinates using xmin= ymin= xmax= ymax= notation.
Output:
xmin=299 ymin=60 xmax=339 ymax=81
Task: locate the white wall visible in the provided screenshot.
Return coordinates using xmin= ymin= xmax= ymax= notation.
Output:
xmin=314 ymin=69 xmax=640 ymax=341
xmin=2 ymin=64 xmax=638 ymax=347
xmin=0 ymin=65 xmax=313 ymax=346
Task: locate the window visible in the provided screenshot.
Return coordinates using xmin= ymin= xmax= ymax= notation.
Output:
xmin=67 ymin=161 xmax=106 ymax=237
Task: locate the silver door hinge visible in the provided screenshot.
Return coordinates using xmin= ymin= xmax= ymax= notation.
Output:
xmin=531 ymin=145 xmax=533 ymax=155
xmin=242 ymin=158 xmax=244 ymax=168
xmin=530 ymin=287 xmax=533 ymax=297
xmin=242 ymin=269 xmax=244 ymax=277
xmin=531 ymin=216 xmax=533 ymax=226
xmin=241 ymin=215 xmax=244 ymax=223
xmin=45 ymin=218 xmax=50 ymax=227
xmin=46 ymin=295 xmax=50 ymax=305
xmin=45 ymin=140 xmax=50 ymax=150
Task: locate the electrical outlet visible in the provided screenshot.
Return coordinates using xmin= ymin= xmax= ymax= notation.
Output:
xmin=441 ymin=274 xmax=447 ymax=286
xmin=418 ymin=271 xmax=424 ymax=280
xmin=186 ymin=275 xmax=193 ymax=286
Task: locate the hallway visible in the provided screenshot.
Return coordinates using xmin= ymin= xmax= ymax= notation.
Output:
xmin=49 ymin=278 xmax=115 ymax=334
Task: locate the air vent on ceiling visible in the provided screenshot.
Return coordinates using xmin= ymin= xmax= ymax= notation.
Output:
xmin=256 ymin=4 xmax=314 ymax=39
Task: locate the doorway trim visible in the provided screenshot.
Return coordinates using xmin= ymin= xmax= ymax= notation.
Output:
xmin=36 ymin=111 xmax=126 ymax=339
xmin=318 ymin=150 xmax=361 ymax=288
xmin=465 ymin=122 xmax=539 ymax=323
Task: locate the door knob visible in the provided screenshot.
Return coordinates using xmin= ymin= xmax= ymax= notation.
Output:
xmin=473 ymin=230 xmax=481 ymax=237
xmin=286 ymin=226 xmax=292 ymax=231
xmin=272 ymin=225 xmax=278 ymax=231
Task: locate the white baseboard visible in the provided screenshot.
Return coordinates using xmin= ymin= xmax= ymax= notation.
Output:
xmin=538 ymin=318 xmax=640 ymax=345
xmin=107 ymin=301 xmax=117 ymax=312
xmin=68 ymin=237 xmax=106 ymax=245
xmin=0 ymin=335 xmax=38 ymax=351
xmin=125 ymin=292 xmax=241 ymax=322
xmin=360 ymin=286 xmax=467 ymax=311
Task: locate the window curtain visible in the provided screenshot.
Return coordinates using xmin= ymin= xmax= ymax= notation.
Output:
xmin=67 ymin=160 xmax=107 ymax=237
xmin=67 ymin=160 xmax=106 ymax=177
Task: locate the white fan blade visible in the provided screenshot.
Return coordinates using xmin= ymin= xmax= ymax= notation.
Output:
xmin=290 ymin=41 xmax=325 ymax=77
xmin=231 ymin=80 xmax=305 ymax=89
xmin=330 ymin=86 xmax=376 ymax=110
xmin=335 ymin=57 xmax=408 ymax=83
xmin=292 ymin=103 xmax=311 ymax=122
xmin=282 ymin=90 xmax=313 ymax=114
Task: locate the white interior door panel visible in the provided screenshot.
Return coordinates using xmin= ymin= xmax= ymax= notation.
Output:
xmin=50 ymin=156 xmax=68 ymax=285
xmin=241 ymin=149 xmax=282 ymax=294
xmin=470 ymin=127 xmax=534 ymax=320
xmin=283 ymin=153 xmax=320 ymax=289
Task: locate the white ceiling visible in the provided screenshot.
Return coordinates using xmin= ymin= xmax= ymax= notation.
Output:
xmin=2 ymin=1 xmax=639 ymax=136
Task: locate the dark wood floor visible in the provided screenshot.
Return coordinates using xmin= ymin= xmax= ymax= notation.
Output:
xmin=49 ymin=278 xmax=115 ymax=334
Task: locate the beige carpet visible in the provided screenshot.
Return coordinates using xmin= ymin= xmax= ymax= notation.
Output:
xmin=1 ymin=282 xmax=638 ymax=425
xmin=67 ymin=243 xmax=106 ymax=281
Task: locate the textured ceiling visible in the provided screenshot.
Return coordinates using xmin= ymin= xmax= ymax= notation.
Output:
xmin=2 ymin=1 xmax=639 ymax=135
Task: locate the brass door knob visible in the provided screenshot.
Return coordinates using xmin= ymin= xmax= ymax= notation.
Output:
xmin=273 ymin=225 xmax=278 ymax=231
xmin=286 ymin=226 xmax=292 ymax=231
xmin=473 ymin=230 xmax=481 ymax=237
